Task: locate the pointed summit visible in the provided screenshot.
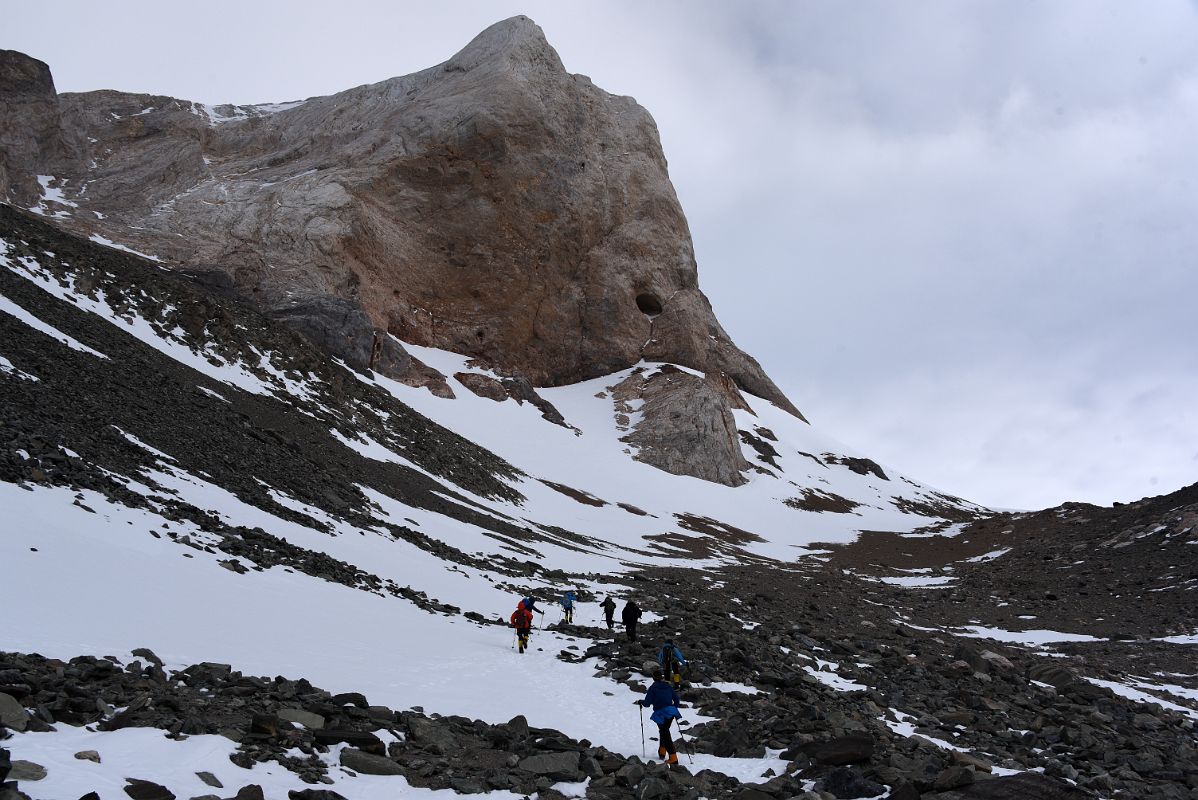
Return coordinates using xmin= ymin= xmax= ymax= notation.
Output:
xmin=443 ymin=16 xmax=565 ymax=76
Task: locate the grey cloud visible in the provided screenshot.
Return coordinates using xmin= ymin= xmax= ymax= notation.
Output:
xmin=4 ymin=0 xmax=1196 ymax=508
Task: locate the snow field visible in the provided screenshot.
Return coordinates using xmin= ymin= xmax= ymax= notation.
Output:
xmin=361 ymin=341 xmax=980 ymax=566
xmin=0 ymin=481 xmax=786 ymax=778
xmin=2 ymin=725 xmax=527 ymax=800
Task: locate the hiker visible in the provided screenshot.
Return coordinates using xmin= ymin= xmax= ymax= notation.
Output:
xmin=510 ymin=603 xmax=534 ymax=654
xmin=622 ymin=598 xmax=643 ymax=642
xmin=518 ymin=596 xmax=543 ymax=627
xmin=656 ymin=639 xmax=687 ymax=688
xmin=518 ymin=596 xmax=541 ymax=615
xmin=635 ymin=668 xmax=683 ymax=765
xmin=560 ymin=590 xmax=576 ymax=624
xmin=600 ymin=596 xmax=617 ymax=629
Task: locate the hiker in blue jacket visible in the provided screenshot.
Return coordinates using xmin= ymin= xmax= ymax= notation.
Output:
xmin=518 ymin=597 xmax=541 ymax=616
xmin=560 ymin=590 xmax=576 ymax=624
xmin=656 ymin=639 xmax=687 ymax=688
xmin=635 ymin=669 xmax=683 ymax=765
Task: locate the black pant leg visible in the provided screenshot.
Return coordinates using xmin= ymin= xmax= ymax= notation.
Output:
xmin=658 ymin=719 xmax=676 ymax=755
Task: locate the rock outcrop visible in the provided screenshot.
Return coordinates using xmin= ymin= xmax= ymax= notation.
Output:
xmin=613 ymin=365 xmax=751 ymax=486
xmin=0 ymin=17 xmax=802 ymax=420
xmin=0 ymin=50 xmax=81 ymax=207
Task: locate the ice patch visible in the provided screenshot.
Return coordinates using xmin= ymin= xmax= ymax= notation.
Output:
xmin=872 ymin=575 xmax=956 ymax=587
xmin=963 ymin=547 xmax=1011 ymax=563
xmin=952 ymin=626 xmax=1106 ymax=646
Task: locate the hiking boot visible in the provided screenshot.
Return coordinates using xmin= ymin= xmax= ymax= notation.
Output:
xmin=666 ymin=753 xmax=679 ymax=766
xmin=658 ymin=746 xmax=667 ymax=758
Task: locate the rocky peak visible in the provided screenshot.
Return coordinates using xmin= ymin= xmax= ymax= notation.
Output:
xmin=443 ymin=16 xmax=565 ymax=77
xmin=0 ymin=49 xmax=55 ymax=96
xmin=0 ymin=18 xmax=805 ymax=486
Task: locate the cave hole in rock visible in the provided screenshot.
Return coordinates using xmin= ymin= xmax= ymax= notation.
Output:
xmin=636 ymin=292 xmax=663 ymax=317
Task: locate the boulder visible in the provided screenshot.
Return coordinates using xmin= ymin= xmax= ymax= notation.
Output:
xmin=130 ymin=648 xmax=163 ymax=666
xmin=268 ymin=296 xmax=411 ymax=380
xmin=506 ymin=714 xmax=530 ymax=739
xmin=195 ymin=772 xmax=223 ymax=789
xmin=232 ymin=787 xmax=265 ymax=800
xmin=123 ymin=779 xmax=175 ymax=800
xmin=313 ymin=730 xmax=384 ymax=755
xmin=339 ymin=748 xmax=404 ymax=776
xmin=330 ymin=692 xmax=368 ymax=709
xmin=933 ymin=766 xmax=975 ymax=792
xmin=518 ymin=751 xmax=582 ymax=781
xmin=0 ymin=694 xmax=27 ymax=731
xmin=277 ymin=708 xmax=325 ymax=730
xmin=799 ymin=735 xmax=875 ymax=766
xmin=407 ymin=717 xmax=458 ymax=754
xmin=288 ymin=791 xmax=348 ymax=800
xmin=6 ymin=763 xmax=43 ymax=782
xmin=633 ymin=776 xmax=669 ymax=800
xmin=249 ymin=713 xmax=281 ymax=737
xmin=1027 ymin=663 xmax=1080 ymax=690
xmin=818 ymin=767 xmax=886 ymax=799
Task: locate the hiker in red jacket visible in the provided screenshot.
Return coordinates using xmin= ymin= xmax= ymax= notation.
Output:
xmin=511 ymin=605 xmax=534 ymax=654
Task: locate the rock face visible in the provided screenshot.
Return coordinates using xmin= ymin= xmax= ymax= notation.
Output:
xmin=613 ymin=365 xmax=752 ymax=486
xmin=0 ymin=50 xmax=80 ymax=207
xmin=0 ymin=17 xmax=801 ymax=419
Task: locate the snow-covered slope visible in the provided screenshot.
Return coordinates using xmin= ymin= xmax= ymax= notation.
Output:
xmin=7 ymin=205 xmax=1196 ymax=800
xmin=0 ymin=203 xmax=988 ymax=791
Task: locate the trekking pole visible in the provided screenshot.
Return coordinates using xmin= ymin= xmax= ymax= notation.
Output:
xmin=638 ymin=705 xmax=646 ymax=759
xmin=678 ymin=721 xmax=694 ymax=765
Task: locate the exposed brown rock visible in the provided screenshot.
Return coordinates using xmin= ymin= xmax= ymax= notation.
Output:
xmin=0 ymin=18 xmax=802 ymax=419
xmin=454 ymin=371 xmax=570 ymax=426
xmin=0 ymin=50 xmax=81 ymax=207
xmin=455 ymin=372 xmax=508 ymax=402
xmin=612 ymin=365 xmax=752 ymax=486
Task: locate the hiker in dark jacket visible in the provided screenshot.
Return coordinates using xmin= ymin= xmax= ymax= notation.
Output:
xmin=635 ymin=669 xmax=682 ymax=765
xmin=518 ymin=596 xmax=540 ymax=615
xmin=560 ymin=590 xmax=576 ymax=624
xmin=600 ymin=596 xmax=617 ymax=629
xmin=656 ymin=639 xmax=687 ymax=687
xmin=621 ymin=599 xmax=643 ymax=642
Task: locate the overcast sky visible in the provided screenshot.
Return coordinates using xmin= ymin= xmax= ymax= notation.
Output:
xmin=6 ymin=1 xmax=1197 ymax=510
